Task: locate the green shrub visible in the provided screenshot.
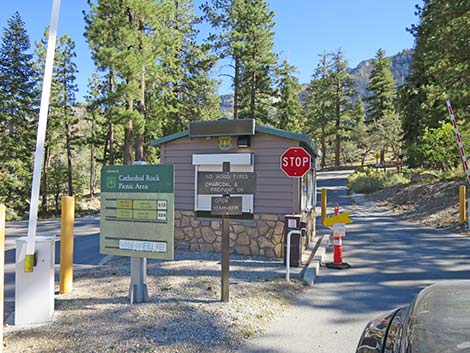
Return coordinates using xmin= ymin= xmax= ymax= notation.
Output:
xmin=348 ymin=167 xmax=410 ymax=193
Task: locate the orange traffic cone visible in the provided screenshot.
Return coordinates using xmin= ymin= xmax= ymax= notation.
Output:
xmin=326 ymin=225 xmax=351 ymax=269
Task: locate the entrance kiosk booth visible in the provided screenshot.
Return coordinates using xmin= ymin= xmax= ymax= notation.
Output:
xmin=151 ymin=119 xmax=321 ymax=258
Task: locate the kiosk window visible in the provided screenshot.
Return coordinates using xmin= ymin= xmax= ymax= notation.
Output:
xmin=301 ymin=169 xmax=316 ymax=211
xmin=192 ymin=153 xmax=254 ymax=213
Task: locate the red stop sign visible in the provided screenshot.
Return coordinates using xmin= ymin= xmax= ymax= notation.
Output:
xmin=280 ymin=147 xmax=312 ymax=177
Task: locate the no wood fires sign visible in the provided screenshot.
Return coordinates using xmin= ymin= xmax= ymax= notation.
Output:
xmin=280 ymin=147 xmax=312 ymax=177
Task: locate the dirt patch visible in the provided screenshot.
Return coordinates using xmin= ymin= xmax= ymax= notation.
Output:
xmin=369 ymin=179 xmax=469 ymax=233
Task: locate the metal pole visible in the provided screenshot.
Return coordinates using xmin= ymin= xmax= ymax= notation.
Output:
xmin=129 ymin=161 xmax=149 ymax=304
xmin=59 ymin=196 xmax=74 ymax=294
xmin=129 ymin=257 xmax=149 ymax=304
xmin=467 ymin=194 xmax=470 ymax=231
xmin=221 ymin=161 xmax=230 ymax=302
xmin=459 ymin=186 xmax=466 ymax=224
xmin=24 ymin=0 xmax=61 ymax=272
xmin=321 ymin=189 xmax=327 ymax=225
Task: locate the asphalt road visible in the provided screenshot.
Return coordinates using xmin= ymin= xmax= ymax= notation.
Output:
xmin=3 ymin=215 xmax=105 ymax=323
xmin=241 ymin=169 xmax=470 ymax=353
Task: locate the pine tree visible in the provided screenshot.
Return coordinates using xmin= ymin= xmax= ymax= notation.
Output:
xmin=366 ymin=48 xmax=396 ymax=122
xmin=55 ymin=35 xmax=79 ymax=196
xmin=33 ymin=31 xmax=80 ymax=213
xmin=304 ymin=53 xmax=333 ymax=169
xmin=154 ymin=0 xmax=219 ymax=137
xmin=0 ymin=12 xmax=37 ymax=218
xmin=329 ymin=49 xmax=355 ymax=167
xmin=84 ymin=73 xmax=108 ymax=196
xmin=366 ymin=48 xmax=399 ymax=163
xmin=274 ymin=59 xmax=304 ymax=132
xmin=235 ymin=0 xmax=277 ymax=123
xmin=401 ymin=0 xmax=470 ymax=151
xmin=350 ymin=97 xmax=376 ymax=166
xmin=85 ymin=0 xmax=159 ymax=164
xmin=203 ymin=0 xmax=277 ymax=122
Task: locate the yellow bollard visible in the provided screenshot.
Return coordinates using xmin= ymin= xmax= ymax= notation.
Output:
xmin=459 ymin=185 xmax=467 ymax=223
xmin=0 ymin=204 xmax=5 ymax=352
xmin=321 ymin=189 xmax=327 ymax=225
xmin=60 ymin=196 xmax=74 ymax=294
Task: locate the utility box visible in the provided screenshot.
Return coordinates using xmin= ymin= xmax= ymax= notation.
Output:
xmin=283 ymin=215 xmax=303 ymax=267
xmin=15 ymin=236 xmax=55 ymax=325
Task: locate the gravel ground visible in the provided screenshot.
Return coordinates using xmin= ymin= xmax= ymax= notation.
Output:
xmin=4 ymin=250 xmax=306 ymax=353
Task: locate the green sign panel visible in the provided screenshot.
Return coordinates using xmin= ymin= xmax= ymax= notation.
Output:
xmin=100 ymin=164 xmax=174 ymax=260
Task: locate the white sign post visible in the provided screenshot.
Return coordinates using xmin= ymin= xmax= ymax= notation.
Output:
xmin=24 ymin=0 xmax=61 ymax=272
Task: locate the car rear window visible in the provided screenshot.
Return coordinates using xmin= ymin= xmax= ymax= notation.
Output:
xmin=409 ymin=281 xmax=470 ymax=353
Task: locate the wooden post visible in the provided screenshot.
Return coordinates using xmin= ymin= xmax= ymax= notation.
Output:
xmin=221 ymin=162 xmax=230 ymax=302
xmin=321 ymin=189 xmax=327 ymax=225
xmin=460 ymin=185 xmax=467 ymax=223
xmin=60 ymin=196 xmax=74 ymax=294
xmin=0 ymin=204 xmax=5 ymax=352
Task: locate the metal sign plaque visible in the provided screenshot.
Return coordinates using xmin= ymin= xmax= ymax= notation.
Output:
xmin=197 ymin=172 xmax=256 ymax=195
xmin=211 ymin=196 xmax=243 ymax=215
xmin=100 ymin=164 xmax=174 ymax=260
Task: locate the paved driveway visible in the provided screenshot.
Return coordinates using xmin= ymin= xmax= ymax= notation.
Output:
xmin=241 ymin=170 xmax=470 ymax=353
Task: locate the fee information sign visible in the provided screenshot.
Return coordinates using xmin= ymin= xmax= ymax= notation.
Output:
xmin=100 ymin=164 xmax=174 ymax=260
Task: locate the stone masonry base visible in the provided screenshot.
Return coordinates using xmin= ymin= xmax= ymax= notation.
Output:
xmin=174 ymin=211 xmax=286 ymax=258
xmin=174 ymin=210 xmax=316 ymax=258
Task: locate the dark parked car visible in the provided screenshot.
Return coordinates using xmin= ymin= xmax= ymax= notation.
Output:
xmin=356 ymin=280 xmax=470 ymax=353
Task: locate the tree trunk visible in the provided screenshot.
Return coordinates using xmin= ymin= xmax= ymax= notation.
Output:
xmin=89 ymin=112 xmax=96 ymax=198
xmin=124 ymin=110 xmax=133 ymax=166
xmin=321 ymin=125 xmax=326 ymax=169
xmin=250 ymin=53 xmax=256 ymax=119
xmin=54 ymin=192 xmax=60 ymax=216
xmin=135 ymin=15 xmax=146 ymax=162
xmin=109 ymin=123 xmax=115 ymax=165
xmin=105 ymin=69 xmax=115 ymax=165
xmin=233 ymin=56 xmax=240 ymax=119
xmin=335 ymin=85 xmax=341 ymax=167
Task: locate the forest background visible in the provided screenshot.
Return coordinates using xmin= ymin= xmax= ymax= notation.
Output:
xmin=0 ymin=0 xmax=468 ymax=220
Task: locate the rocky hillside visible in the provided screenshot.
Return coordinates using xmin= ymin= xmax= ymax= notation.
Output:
xmin=348 ymin=49 xmax=413 ymax=98
xmin=219 ymin=49 xmax=414 ymax=114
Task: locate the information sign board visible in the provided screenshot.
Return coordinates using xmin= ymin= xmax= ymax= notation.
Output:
xmin=211 ymin=196 xmax=243 ymax=215
xmin=100 ymin=164 xmax=174 ymax=259
xmin=197 ymin=171 xmax=256 ymax=195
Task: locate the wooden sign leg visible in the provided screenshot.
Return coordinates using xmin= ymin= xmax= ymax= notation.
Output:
xmin=221 ymin=161 xmax=230 ymax=302
xmin=221 ymin=215 xmax=229 ymax=302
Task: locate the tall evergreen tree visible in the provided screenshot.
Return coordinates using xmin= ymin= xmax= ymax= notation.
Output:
xmin=154 ymin=0 xmax=219 ymax=137
xmin=55 ymin=35 xmax=79 ymax=196
xmin=0 ymin=12 xmax=37 ymax=218
xmin=366 ymin=48 xmax=399 ymax=162
xmin=85 ymin=0 xmax=160 ymax=164
xmin=349 ymin=97 xmax=378 ymax=166
xmin=304 ymin=53 xmax=333 ymax=169
xmin=236 ymin=0 xmax=277 ymax=123
xmin=203 ymin=0 xmax=277 ymax=122
xmin=84 ymin=73 xmax=108 ymax=196
xmin=274 ymin=59 xmax=304 ymax=132
xmin=401 ymin=0 xmax=470 ymax=150
xmin=34 ymin=31 xmax=80 ymax=214
xmin=366 ymin=48 xmax=396 ymax=122
xmin=329 ymin=49 xmax=355 ymax=166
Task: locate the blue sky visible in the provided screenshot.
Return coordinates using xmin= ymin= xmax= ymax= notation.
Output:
xmin=1 ymin=0 xmax=419 ymax=102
